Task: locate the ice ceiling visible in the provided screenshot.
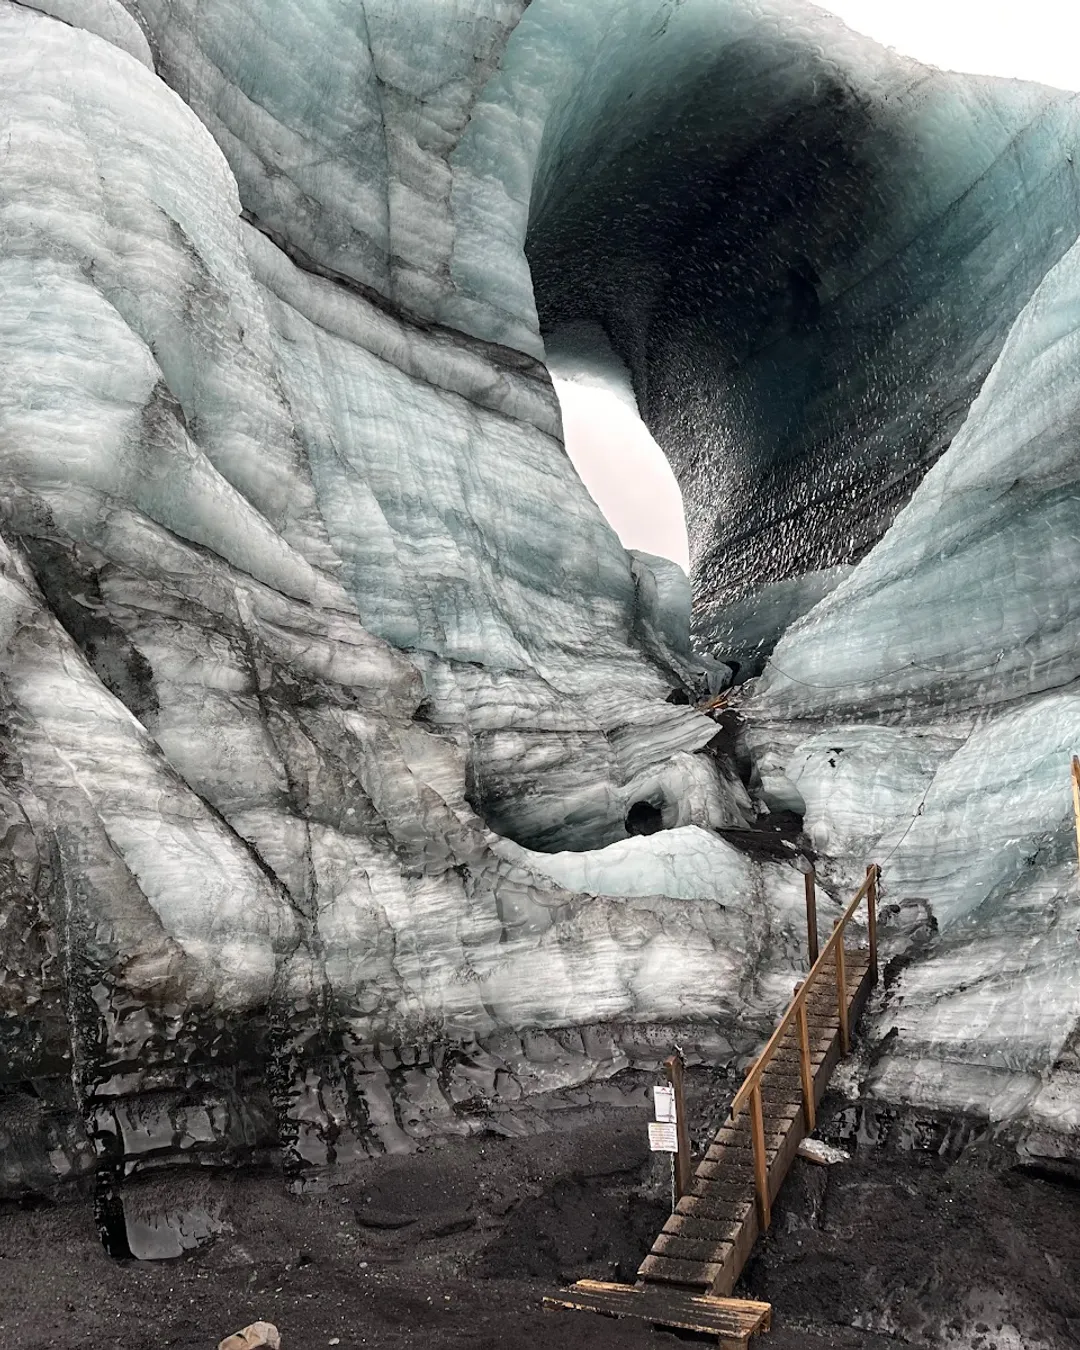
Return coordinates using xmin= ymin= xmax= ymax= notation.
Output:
xmin=3 ymin=0 xmax=1080 ymax=1222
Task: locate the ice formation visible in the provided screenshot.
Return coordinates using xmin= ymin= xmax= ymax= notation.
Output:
xmin=0 ymin=0 xmax=758 ymax=1208
xmin=749 ymin=230 xmax=1080 ymax=1129
xmin=3 ymin=0 xmax=1080 ymax=1223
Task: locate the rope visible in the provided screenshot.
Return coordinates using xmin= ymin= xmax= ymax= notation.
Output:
xmin=873 ymin=713 xmax=988 ymax=873
xmin=877 ymin=778 xmax=934 ymax=869
xmin=763 ymin=647 xmax=1006 ymax=692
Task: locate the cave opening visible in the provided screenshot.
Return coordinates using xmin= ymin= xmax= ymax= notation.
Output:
xmin=547 ymin=322 xmax=690 ymax=574
xmin=515 ymin=1 xmax=1080 ymax=673
xmin=624 ymin=800 xmax=664 ymax=837
xmin=519 ymin=12 xmax=909 ymax=669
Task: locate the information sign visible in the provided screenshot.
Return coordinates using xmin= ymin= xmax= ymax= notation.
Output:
xmin=647 ymin=1121 xmax=679 ymax=1153
xmin=652 ymin=1084 xmax=677 ymax=1123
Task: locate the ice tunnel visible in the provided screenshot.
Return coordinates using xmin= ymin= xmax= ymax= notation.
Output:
xmin=3 ymin=0 xmax=1080 ymax=1222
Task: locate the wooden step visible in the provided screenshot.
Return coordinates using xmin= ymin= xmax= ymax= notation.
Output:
xmin=767 ymin=1051 xmax=826 ymax=1076
xmin=676 ymin=1193 xmax=754 ymax=1226
xmin=698 ymin=1152 xmax=768 ymax=1183
xmin=686 ymin=1174 xmax=758 ymax=1204
xmin=637 ymin=1251 xmax=726 ymax=1290
xmin=702 ymin=1140 xmax=782 ymax=1173
xmin=712 ymin=1120 xmax=799 ymax=1149
xmin=650 ymin=1231 xmax=734 ymax=1266
xmin=662 ymin=1210 xmax=745 ymax=1246
xmin=718 ymin=1094 xmax=801 ymax=1124
xmin=697 ymin=1156 xmax=759 ymax=1186
xmin=544 ymin=1280 xmax=772 ymax=1348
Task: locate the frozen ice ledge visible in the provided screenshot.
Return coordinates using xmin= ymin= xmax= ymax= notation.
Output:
xmin=1 ymin=0 xmax=1080 ymax=1209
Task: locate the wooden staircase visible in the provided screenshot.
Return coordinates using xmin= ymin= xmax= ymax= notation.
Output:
xmin=545 ymin=865 xmax=881 ymax=1347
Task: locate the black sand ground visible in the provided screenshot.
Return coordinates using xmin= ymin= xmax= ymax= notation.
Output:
xmin=1 ymin=1076 xmax=1078 ymax=1350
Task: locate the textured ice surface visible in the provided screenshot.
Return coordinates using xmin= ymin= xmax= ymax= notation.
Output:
xmin=750 ymin=696 xmax=1080 ymax=1124
xmin=0 ymin=0 xmax=755 ymax=1195
xmin=745 ymin=234 xmax=1080 ymax=1120
xmin=757 ymin=229 xmax=1080 ymax=723
xmin=486 ymin=0 xmax=1080 ymax=653
xmin=118 ymin=0 xmax=530 ymax=319
xmin=21 ymin=0 xmax=152 ymax=62
xmin=6 ymin=0 xmax=1080 ymax=1198
xmin=495 ymin=827 xmax=814 ymax=1023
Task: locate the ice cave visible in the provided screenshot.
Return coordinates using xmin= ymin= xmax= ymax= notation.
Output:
xmin=2 ymin=0 xmax=1080 ymax=1339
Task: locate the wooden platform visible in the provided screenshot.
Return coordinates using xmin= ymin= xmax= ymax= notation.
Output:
xmin=636 ymin=948 xmax=875 ymax=1299
xmin=543 ymin=1279 xmax=771 ymax=1349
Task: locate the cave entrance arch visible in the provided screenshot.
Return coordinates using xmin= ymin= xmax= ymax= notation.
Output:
xmin=508 ymin=0 xmax=1080 ymax=671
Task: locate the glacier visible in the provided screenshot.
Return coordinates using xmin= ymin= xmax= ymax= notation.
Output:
xmin=2 ymin=0 xmax=1080 ymax=1234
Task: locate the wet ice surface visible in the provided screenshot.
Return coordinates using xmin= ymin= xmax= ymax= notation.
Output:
xmin=0 ymin=0 xmax=783 ymax=1199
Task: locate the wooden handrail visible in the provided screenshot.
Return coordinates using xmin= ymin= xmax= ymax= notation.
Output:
xmin=730 ymin=865 xmax=878 ymax=1114
xmin=1071 ymin=756 xmax=1080 ymax=871
xmin=729 ymin=863 xmax=880 ymax=1231
xmin=795 ymin=995 xmax=815 ymax=1133
xmin=834 ymin=919 xmax=849 ymax=1053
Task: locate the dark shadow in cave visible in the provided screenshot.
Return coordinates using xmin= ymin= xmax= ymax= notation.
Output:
xmin=624 ymin=800 xmax=664 ymax=837
xmin=523 ymin=20 xmax=1080 ymax=658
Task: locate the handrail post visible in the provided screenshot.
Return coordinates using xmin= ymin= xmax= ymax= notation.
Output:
xmin=866 ymin=863 xmax=879 ymax=985
xmin=804 ymin=868 xmax=819 ymax=966
xmin=1071 ymin=757 xmax=1080 ymax=872
xmin=726 ymin=869 xmax=880 ymax=1130
xmin=663 ymin=1053 xmax=692 ymax=1202
xmin=795 ymin=988 xmax=815 ymax=1133
xmin=834 ymin=920 xmax=850 ymax=1054
xmin=749 ymin=1083 xmax=770 ymax=1231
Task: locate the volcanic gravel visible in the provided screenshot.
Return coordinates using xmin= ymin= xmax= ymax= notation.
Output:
xmin=1 ymin=1077 xmax=1078 ymax=1350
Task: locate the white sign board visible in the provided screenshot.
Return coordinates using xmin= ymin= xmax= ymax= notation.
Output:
xmin=653 ymin=1085 xmax=677 ymax=1124
xmin=648 ymin=1121 xmax=679 ymax=1153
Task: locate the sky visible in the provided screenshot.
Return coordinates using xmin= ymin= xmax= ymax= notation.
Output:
xmin=821 ymin=1 xmax=1080 ymax=90
xmin=554 ymin=380 xmax=691 ymax=570
xmin=552 ymin=1 xmax=1080 ymax=574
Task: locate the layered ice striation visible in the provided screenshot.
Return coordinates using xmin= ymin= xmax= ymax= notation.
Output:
xmin=746 ymin=228 xmax=1080 ymax=1128
xmin=5 ymin=0 xmax=1080 ymax=1210
xmin=0 ymin=0 xmax=760 ymax=1206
